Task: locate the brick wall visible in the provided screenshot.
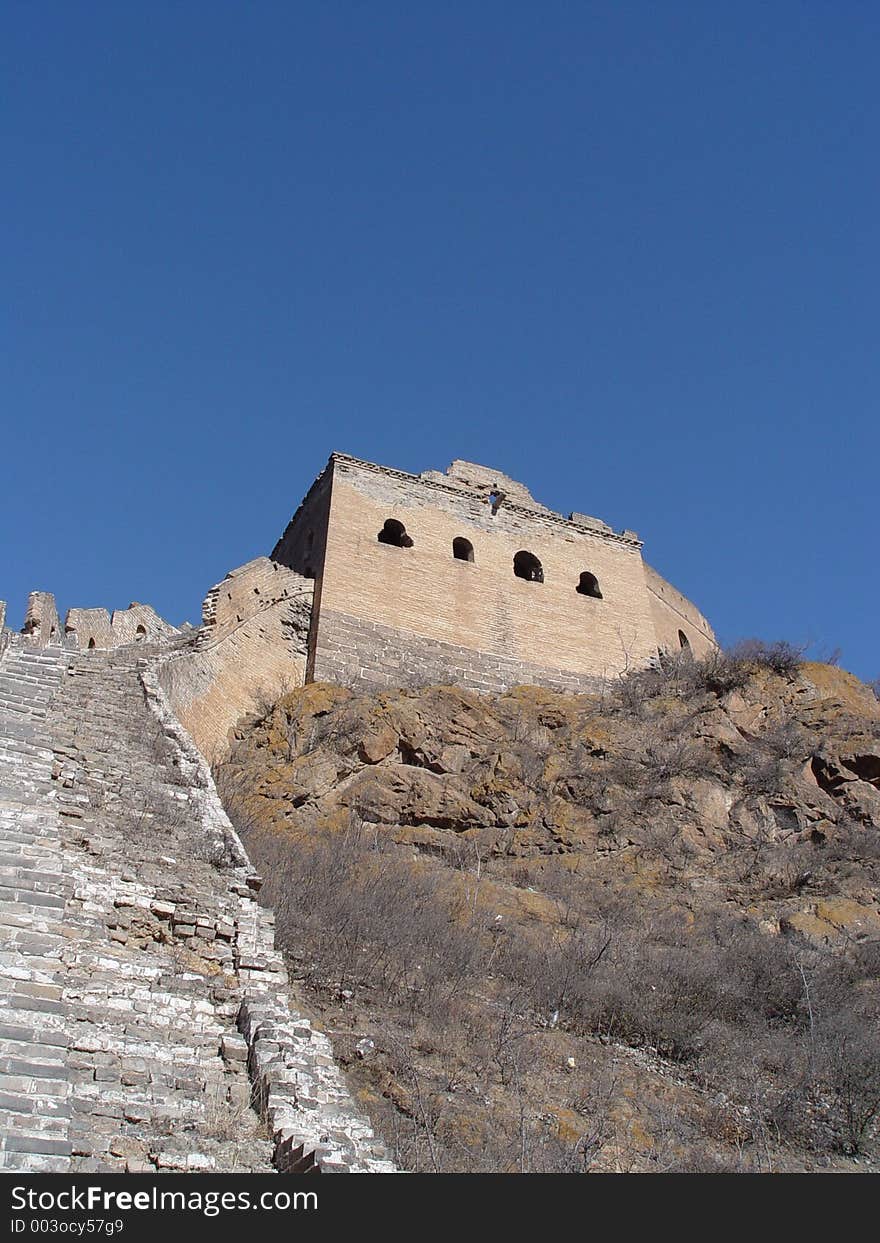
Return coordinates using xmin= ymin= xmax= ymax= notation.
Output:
xmin=309 ymin=457 xmax=662 ymax=689
xmin=158 ymin=559 xmax=313 ymax=761
xmin=643 ymin=563 xmax=716 ymax=659
xmin=63 ymin=607 xmax=115 ymax=649
xmin=22 ymin=592 xmax=61 ymax=646
xmin=315 ymin=608 xmax=606 ymax=694
xmin=63 ymin=604 xmax=178 ymax=650
xmin=109 ymin=603 xmax=178 ymax=646
xmin=271 ymin=467 xmax=332 ymax=582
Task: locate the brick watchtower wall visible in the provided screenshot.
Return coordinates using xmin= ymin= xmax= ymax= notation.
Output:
xmin=273 ymin=454 xmax=716 ymax=694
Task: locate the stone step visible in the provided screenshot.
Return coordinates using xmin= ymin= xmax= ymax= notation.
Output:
xmin=0 ymin=642 xmax=391 ymax=1175
xmin=0 ymin=1133 xmax=72 ymax=1158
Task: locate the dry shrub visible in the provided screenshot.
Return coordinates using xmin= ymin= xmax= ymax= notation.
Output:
xmin=233 ymin=803 xmax=880 ymax=1164
xmin=619 ymin=639 xmax=806 ymax=710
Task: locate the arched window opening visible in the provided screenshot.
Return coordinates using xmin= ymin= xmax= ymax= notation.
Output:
xmin=453 ymin=537 xmax=474 ymax=562
xmin=87 ymin=638 xmax=96 ymax=650
xmin=135 ymin=624 xmax=147 ymax=641
xmin=377 ymin=518 xmax=414 ymax=548
xmin=678 ymin=630 xmax=691 ymax=652
xmin=576 ymin=571 xmax=603 ymax=599
xmin=513 ymin=550 xmax=543 ymax=583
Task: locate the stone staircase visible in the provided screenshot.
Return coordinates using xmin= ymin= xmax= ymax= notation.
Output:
xmin=0 ymin=639 xmax=75 ymax=1171
xmin=0 ymin=634 xmax=395 ymax=1174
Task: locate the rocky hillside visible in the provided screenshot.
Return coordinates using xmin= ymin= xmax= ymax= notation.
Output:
xmin=217 ymin=646 xmax=880 ymax=1172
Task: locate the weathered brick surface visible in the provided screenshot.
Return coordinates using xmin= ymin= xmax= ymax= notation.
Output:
xmin=322 ymin=465 xmax=657 ymax=679
xmin=0 ymin=632 xmax=394 ymax=1174
xmin=22 ymin=593 xmax=61 ymax=647
xmin=61 ymin=607 xmax=115 ymax=650
xmin=64 ymin=603 xmax=178 ymax=651
xmin=271 ymin=471 xmax=332 ymax=584
xmin=157 ymin=559 xmax=313 ymax=761
xmin=316 ymin=608 xmax=606 ymax=695
xmin=643 ymin=563 xmax=716 ymax=655
xmin=279 ymin=455 xmax=716 ymax=694
xmin=0 ymin=640 xmax=77 ymax=1171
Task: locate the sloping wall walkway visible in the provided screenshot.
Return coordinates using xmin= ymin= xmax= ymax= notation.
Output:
xmin=0 ymin=633 xmax=394 ymax=1174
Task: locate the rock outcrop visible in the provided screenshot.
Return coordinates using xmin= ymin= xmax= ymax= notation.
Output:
xmin=218 ymin=656 xmax=880 ymax=1172
xmin=223 ymin=663 xmax=880 ymax=903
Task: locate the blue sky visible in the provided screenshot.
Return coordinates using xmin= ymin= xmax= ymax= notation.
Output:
xmin=3 ymin=3 xmax=877 ymax=680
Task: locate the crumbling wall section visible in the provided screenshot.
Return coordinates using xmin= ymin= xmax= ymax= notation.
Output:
xmin=60 ymin=603 xmax=178 ymax=651
xmin=0 ymin=634 xmax=394 ymax=1174
xmin=109 ymin=603 xmax=179 ymax=646
xmin=63 ymin=607 xmax=115 ymax=650
xmin=22 ymin=591 xmax=61 ymax=647
xmin=157 ymin=558 xmax=313 ymax=762
xmin=140 ymin=660 xmax=395 ymax=1172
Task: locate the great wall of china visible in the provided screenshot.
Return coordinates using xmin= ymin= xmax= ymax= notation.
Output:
xmin=0 ymin=454 xmax=717 ymax=1174
xmin=0 ymin=606 xmax=394 ymax=1174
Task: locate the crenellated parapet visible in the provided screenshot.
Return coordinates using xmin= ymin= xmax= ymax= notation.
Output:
xmin=22 ymin=591 xmax=62 ymax=647
xmin=0 ymin=590 xmax=181 ymax=654
xmin=65 ymin=602 xmax=180 ymax=649
xmin=63 ymin=606 xmax=115 ymax=649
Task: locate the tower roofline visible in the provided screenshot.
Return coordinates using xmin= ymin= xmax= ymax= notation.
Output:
xmin=324 ymin=452 xmax=642 ymax=548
